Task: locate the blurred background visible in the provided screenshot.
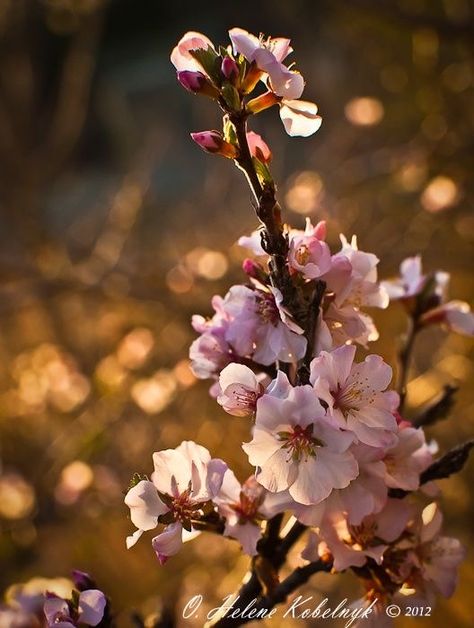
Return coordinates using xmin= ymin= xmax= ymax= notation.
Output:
xmin=0 ymin=0 xmax=473 ymax=626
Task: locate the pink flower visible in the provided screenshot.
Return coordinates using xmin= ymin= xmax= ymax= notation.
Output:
xmin=288 ymin=219 xmax=332 ymax=279
xmin=214 ymin=472 xmax=287 ymax=555
xmin=189 ymin=329 xmax=232 ymax=379
xmin=228 ymin=27 xmax=303 ymax=100
xmin=222 ymin=284 xmax=307 ymax=365
xmin=413 ymin=503 xmax=466 ymax=598
xmin=310 ymin=345 xmax=399 ymax=448
xmin=243 ymin=384 xmax=358 ymax=505
xmin=291 ymin=443 xmax=388 ymax=527
xmin=325 ymin=235 xmax=389 ymax=309
xmin=228 ymin=28 xmax=322 ymax=137
xmin=124 ymin=441 xmax=227 ymax=563
xmin=421 ymin=300 xmax=474 ymax=336
xmin=304 ymin=499 xmax=413 ymax=571
xmin=171 ymin=31 xmax=215 ymax=73
xmin=217 ymin=363 xmax=263 ymax=417
xmin=381 ymin=255 xmax=448 ymax=302
xmin=44 ymin=590 xmax=106 ymax=628
xmin=383 ymin=425 xmax=434 ymax=491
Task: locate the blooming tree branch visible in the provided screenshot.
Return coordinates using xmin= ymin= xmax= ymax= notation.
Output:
xmin=3 ymin=26 xmax=473 ymax=628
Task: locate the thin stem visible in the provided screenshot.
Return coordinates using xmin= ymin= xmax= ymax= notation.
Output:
xmin=397 ymin=316 xmax=419 ymax=413
xmin=230 ymin=113 xmax=302 ymax=326
xmin=297 ymin=280 xmax=326 ymax=385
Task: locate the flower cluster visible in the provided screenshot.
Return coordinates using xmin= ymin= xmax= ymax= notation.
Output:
xmin=0 ymin=571 xmax=108 ymax=628
xmin=122 ymin=26 xmax=473 ymax=624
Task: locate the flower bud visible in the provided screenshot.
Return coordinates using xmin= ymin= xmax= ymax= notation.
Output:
xmin=242 ymin=258 xmax=266 ymax=281
xmin=72 ymin=569 xmax=96 ymax=591
xmin=177 ymin=70 xmax=218 ymax=98
xmin=221 ymin=56 xmax=239 ymax=82
xmin=190 ymin=131 xmax=238 ymax=158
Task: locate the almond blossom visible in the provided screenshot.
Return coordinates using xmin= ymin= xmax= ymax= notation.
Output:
xmin=217 ymin=363 xmax=263 ymax=416
xmin=381 ymin=256 xmax=474 ymax=335
xmin=243 ymin=384 xmax=358 ymax=505
xmin=214 ymin=472 xmax=288 ymax=555
xmin=303 ymin=498 xmax=413 ymax=571
xmin=228 ymin=27 xmax=304 ymax=100
xmin=228 ymin=27 xmax=322 ymax=136
xmin=421 ymin=300 xmax=474 ymax=336
xmin=288 ymin=219 xmax=331 ymax=279
xmin=291 ymin=442 xmax=388 ymax=527
xmin=124 ymin=441 xmax=227 ymax=564
xmin=383 ymin=424 xmax=435 ymax=491
xmin=350 ymin=502 xmax=466 ymax=628
xmin=220 ymin=284 xmax=307 ymax=365
xmin=310 ymin=344 xmax=399 ymax=448
xmin=44 ymin=590 xmax=106 ymax=628
xmin=381 ymin=255 xmax=448 ymax=301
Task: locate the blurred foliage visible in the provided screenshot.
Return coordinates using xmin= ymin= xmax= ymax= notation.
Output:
xmin=0 ymin=0 xmax=473 ymax=626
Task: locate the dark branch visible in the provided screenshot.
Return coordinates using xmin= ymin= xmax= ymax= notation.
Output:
xmin=389 ymin=439 xmax=474 ymax=498
xmin=412 ymin=384 xmax=458 ymax=428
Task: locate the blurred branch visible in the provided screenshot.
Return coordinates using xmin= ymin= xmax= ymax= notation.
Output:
xmin=397 ymin=317 xmax=419 ymax=413
xmin=413 ymin=384 xmax=458 ymax=428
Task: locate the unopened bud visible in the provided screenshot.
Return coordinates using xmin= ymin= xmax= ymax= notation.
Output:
xmin=221 ymin=56 xmax=239 ymax=82
xmin=242 ymin=258 xmax=267 ymax=282
xmin=72 ymin=569 xmax=96 ymax=591
xmin=190 ymin=131 xmax=238 ymax=159
xmin=177 ymin=71 xmax=218 ymax=98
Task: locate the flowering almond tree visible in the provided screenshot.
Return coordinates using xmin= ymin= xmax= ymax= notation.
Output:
xmin=2 ymin=26 xmax=473 ymax=628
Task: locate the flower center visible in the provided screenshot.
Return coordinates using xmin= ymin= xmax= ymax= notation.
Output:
xmin=331 ymin=383 xmax=363 ymax=416
xmin=278 ymin=424 xmax=323 ymax=462
xmin=295 ymin=244 xmax=310 ymax=265
xmin=348 ymin=521 xmax=377 ymax=549
xmin=255 ymin=290 xmax=279 ymax=326
xmin=170 ymin=488 xmax=196 ymax=523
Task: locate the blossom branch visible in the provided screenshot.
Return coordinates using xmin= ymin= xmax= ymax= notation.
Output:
xmin=206 ymin=520 xmax=308 ymax=627
xmin=229 ymin=113 xmax=304 ymax=326
xmin=389 ymin=439 xmax=474 ymax=498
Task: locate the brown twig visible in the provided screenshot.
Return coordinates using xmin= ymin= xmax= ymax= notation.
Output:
xmin=397 ymin=316 xmax=419 ymax=413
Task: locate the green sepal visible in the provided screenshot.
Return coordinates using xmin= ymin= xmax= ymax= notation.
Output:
xmin=128 ymin=472 xmax=149 ymax=490
xmin=252 ymin=157 xmax=273 ymax=186
xmin=221 ymin=83 xmax=240 ymax=111
xmin=189 ymin=47 xmax=221 ymax=84
xmin=223 ymin=117 xmax=237 ymax=145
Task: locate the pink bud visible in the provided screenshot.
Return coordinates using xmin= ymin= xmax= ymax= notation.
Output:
xmin=177 ymin=70 xmax=207 ymax=92
xmin=242 ymin=258 xmax=260 ymax=277
xmin=246 ymin=131 xmax=272 ymax=163
xmin=221 ymin=56 xmax=239 ymax=81
xmin=190 ymin=131 xmax=238 ymax=158
xmin=191 ymin=130 xmax=223 ymax=152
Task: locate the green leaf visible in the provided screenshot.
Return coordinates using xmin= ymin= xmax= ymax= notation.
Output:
xmin=189 ymin=47 xmax=221 ymax=84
